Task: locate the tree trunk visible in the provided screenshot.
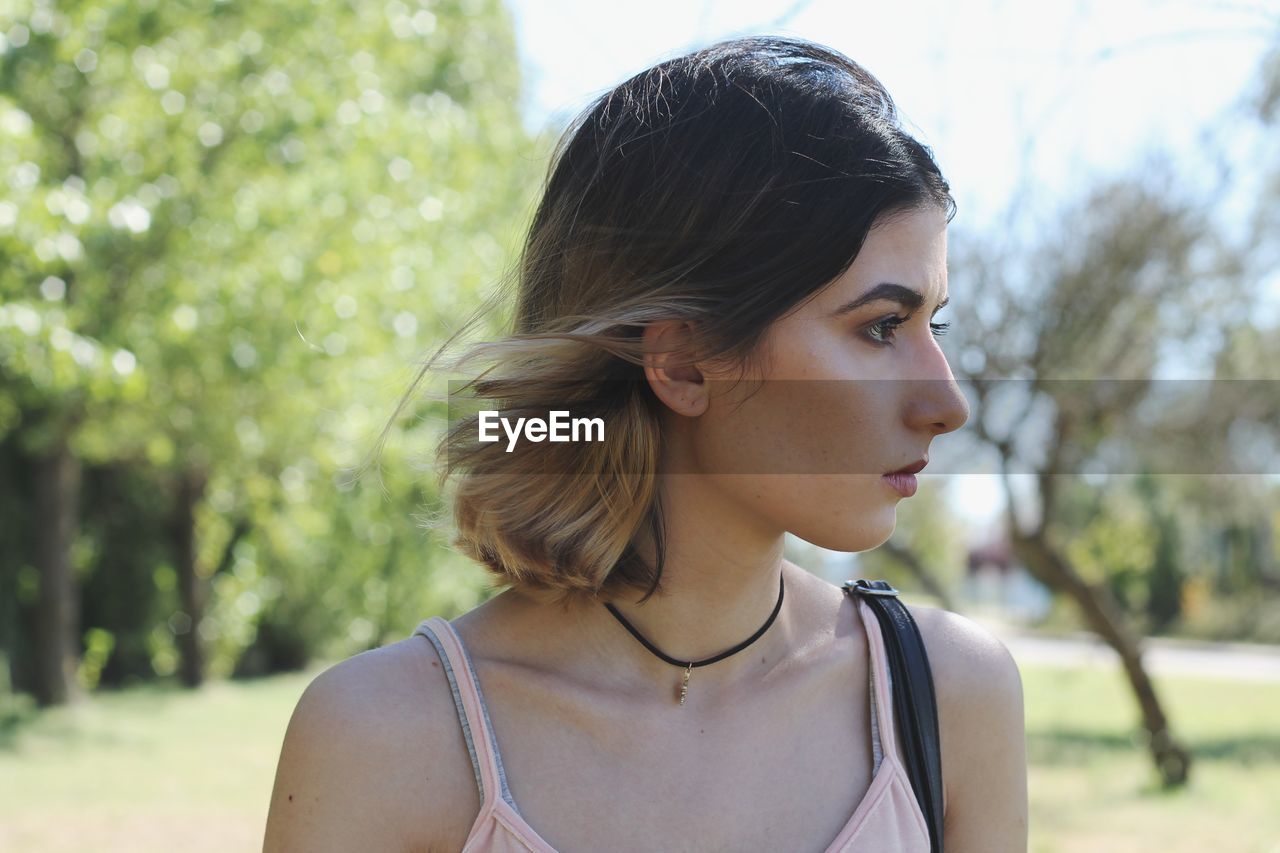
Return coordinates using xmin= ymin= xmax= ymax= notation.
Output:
xmin=171 ymin=468 xmax=208 ymax=688
xmin=1010 ymin=525 xmax=1192 ymax=787
xmin=31 ymin=429 xmax=83 ymax=707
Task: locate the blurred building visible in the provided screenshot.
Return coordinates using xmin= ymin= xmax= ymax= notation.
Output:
xmin=960 ymin=534 xmax=1053 ymax=624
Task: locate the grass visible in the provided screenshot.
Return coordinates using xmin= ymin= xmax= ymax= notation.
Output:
xmin=1021 ymin=665 xmax=1280 ymax=853
xmin=0 ymin=669 xmax=313 ymax=853
xmin=1 ymin=660 xmax=1278 ymax=852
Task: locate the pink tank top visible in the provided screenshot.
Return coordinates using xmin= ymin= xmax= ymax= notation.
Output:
xmin=413 ymin=596 xmax=931 ymax=852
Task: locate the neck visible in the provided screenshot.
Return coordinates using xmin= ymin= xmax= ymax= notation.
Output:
xmin=578 ymin=473 xmax=798 ymax=700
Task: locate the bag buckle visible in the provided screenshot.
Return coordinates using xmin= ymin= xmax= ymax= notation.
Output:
xmin=842 ymin=579 xmax=900 ymax=597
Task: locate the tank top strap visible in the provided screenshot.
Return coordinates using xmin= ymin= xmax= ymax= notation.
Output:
xmin=854 ymin=597 xmax=900 ymax=771
xmin=413 ymin=616 xmax=519 ymax=813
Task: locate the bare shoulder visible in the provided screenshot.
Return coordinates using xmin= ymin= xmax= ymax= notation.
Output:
xmin=263 ymin=630 xmax=480 ymax=853
xmin=905 ymin=603 xmax=1029 ymax=851
xmin=904 ymin=603 xmax=1024 ymax=703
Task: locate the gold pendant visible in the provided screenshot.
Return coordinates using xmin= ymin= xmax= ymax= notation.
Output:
xmin=678 ymin=663 xmax=692 ymax=706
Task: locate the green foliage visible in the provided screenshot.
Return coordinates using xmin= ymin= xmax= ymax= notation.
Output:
xmin=0 ymin=0 xmax=541 ymax=683
xmin=1055 ymin=475 xmax=1160 ymax=615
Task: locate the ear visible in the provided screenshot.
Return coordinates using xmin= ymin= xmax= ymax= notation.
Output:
xmin=641 ymin=320 xmax=708 ymax=417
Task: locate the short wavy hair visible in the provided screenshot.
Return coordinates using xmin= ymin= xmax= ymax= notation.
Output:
xmin=369 ymin=35 xmax=955 ymax=609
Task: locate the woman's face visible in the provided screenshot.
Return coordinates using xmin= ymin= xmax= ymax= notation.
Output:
xmin=672 ymin=204 xmax=970 ymax=552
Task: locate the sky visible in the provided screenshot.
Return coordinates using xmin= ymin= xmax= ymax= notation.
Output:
xmin=502 ymin=0 xmax=1279 ymax=538
xmin=507 ymin=0 xmax=1277 ymax=228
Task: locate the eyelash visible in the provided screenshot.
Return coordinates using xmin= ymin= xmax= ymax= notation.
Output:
xmin=864 ymin=315 xmax=951 ymax=346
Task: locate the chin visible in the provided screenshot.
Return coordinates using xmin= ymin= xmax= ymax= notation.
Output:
xmin=788 ymin=510 xmax=897 ymax=555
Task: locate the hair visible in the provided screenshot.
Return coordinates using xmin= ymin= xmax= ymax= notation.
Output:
xmin=360 ymin=34 xmax=956 ymax=610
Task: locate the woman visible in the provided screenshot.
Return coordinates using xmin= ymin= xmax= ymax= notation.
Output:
xmin=265 ymin=35 xmax=1028 ymax=852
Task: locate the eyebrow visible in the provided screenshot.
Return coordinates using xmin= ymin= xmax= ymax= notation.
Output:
xmin=831 ymin=282 xmax=950 ymax=316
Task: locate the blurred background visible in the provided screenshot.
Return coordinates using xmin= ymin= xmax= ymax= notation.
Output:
xmin=1 ymin=0 xmax=1278 ymax=850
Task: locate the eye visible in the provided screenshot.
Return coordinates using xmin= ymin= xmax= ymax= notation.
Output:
xmin=864 ymin=316 xmax=951 ymax=346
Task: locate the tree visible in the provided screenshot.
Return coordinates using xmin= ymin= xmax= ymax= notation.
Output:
xmin=945 ymin=158 xmax=1244 ymax=786
xmin=0 ymin=0 xmax=538 ymax=702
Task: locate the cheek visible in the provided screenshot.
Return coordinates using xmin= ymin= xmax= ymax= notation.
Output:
xmin=691 ymin=379 xmax=892 ymax=476
xmin=686 ymin=378 xmax=904 ymax=547
xmin=766 ymin=320 xmax=854 ymax=381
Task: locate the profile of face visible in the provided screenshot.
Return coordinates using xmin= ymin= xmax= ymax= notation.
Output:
xmin=644 ymin=205 xmax=970 ymax=553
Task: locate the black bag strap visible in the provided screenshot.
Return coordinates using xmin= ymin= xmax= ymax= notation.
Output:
xmin=843 ymin=578 xmax=944 ymax=853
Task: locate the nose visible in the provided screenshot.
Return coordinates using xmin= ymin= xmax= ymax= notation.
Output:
xmin=908 ymin=348 xmax=970 ymax=437
xmin=925 ymin=378 xmax=970 ymax=436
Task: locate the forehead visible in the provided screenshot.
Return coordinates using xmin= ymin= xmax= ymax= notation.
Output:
xmin=817 ymin=208 xmax=949 ymax=309
xmin=857 ymin=208 xmax=947 ymax=275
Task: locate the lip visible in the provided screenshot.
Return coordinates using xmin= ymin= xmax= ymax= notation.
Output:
xmin=885 ymin=457 xmax=928 ymax=475
xmin=882 ymin=472 xmax=918 ymax=498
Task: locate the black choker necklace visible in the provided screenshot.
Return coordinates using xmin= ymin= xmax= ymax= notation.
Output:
xmin=603 ymin=572 xmax=785 ymax=706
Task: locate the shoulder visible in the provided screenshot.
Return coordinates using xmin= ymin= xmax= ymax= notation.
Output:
xmin=905 ymin=603 xmax=1029 ymax=849
xmin=905 ymin=603 xmax=1024 ymax=708
xmin=811 ymin=574 xmax=1025 ymax=766
xmin=263 ymin=628 xmax=481 ymax=853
